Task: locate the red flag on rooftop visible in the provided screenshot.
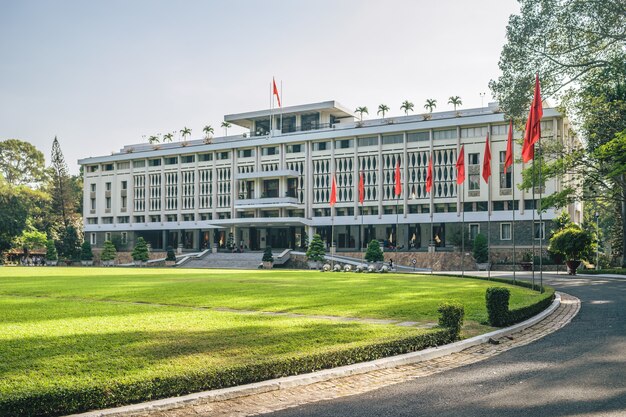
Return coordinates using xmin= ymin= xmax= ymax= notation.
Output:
xmin=482 ymin=133 xmax=492 ymax=183
xmin=329 ymin=173 xmax=337 ymax=207
xmin=358 ymin=171 xmax=365 ymax=204
xmin=272 ymin=77 xmax=281 ymax=108
xmin=521 ymin=74 xmax=543 ymax=163
xmin=456 ymin=145 xmax=465 ymax=185
xmin=426 ymin=154 xmax=433 ymax=193
xmin=504 ymin=119 xmax=514 ymax=175
xmin=394 ymin=159 xmax=402 ymax=197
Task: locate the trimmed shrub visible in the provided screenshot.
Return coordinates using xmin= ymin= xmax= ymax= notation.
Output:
xmin=306 ymin=234 xmax=326 ymax=262
xmin=45 ymin=239 xmax=58 ymax=261
xmin=101 ymin=240 xmax=117 ymax=262
xmin=473 ymin=233 xmax=488 ymax=263
xmin=486 ymin=287 xmax=510 ymax=327
xmin=262 ymin=247 xmax=274 ymax=262
xmin=131 ymin=237 xmax=149 ymax=262
xmin=437 ymin=302 xmax=465 ymax=340
xmin=365 ymin=240 xmax=383 ymax=263
xmin=80 ymin=241 xmax=93 ymax=261
xmin=166 ymin=246 xmax=176 ymax=262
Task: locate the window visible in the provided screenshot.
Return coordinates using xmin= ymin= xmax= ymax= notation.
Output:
xmin=262 ymin=147 xmax=279 ymax=156
xmin=238 ymin=149 xmax=254 ymax=158
xmin=87 ymin=217 xmax=98 ymax=224
xmin=102 ymin=217 xmax=113 ymax=224
xmin=150 ymin=215 xmax=161 ymax=222
xmin=534 ymin=221 xmax=546 ymax=240
xmin=460 ymin=126 xmax=488 ymax=138
xmin=540 ymin=120 xmax=553 ymax=133
xmin=469 ymin=223 xmax=480 ymax=240
xmin=134 ymin=215 xmax=145 ymax=223
xmin=121 ymin=196 xmax=127 ymax=209
xmin=491 ymin=124 xmax=509 ymax=136
xmin=313 ymin=141 xmax=329 ymax=151
xmin=105 ymin=232 xmax=111 ymax=241
xmin=301 ymin=113 xmax=320 ymax=130
xmin=166 ymin=214 xmax=178 ymax=222
xmin=382 ymin=134 xmax=403 ymax=145
xmin=121 ymin=232 xmax=127 ymax=244
xmin=468 ymin=153 xmax=479 ymax=165
xmin=358 ymin=136 xmax=378 ymax=147
xmin=90 ymin=183 xmax=96 ymax=192
xmin=216 ymin=151 xmax=230 ymax=160
xmin=181 ymin=155 xmax=195 ymax=164
xmin=335 ymin=139 xmax=353 ymax=149
xmin=525 ymin=199 xmax=537 ymax=210
xmin=133 ymin=160 xmax=146 ymax=168
xmin=90 ymin=198 xmax=96 ymax=210
xmin=105 ymin=197 xmax=111 ymax=209
xmin=117 ymin=216 xmax=129 ymax=223
xmin=90 ymin=233 xmax=96 ymax=245
xmin=182 ymin=213 xmax=195 ymax=221
xmin=499 ymin=151 xmax=512 ymax=189
xmin=117 ymin=162 xmax=130 ymax=170
xmin=148 ymin=158 xmax=161 ymax=167
xmin=468 ymin=153 xmax=480 ymax=191
xmin=103 ymin=163 xmax=114 ymax=171
xmin=105 ymin=182 xmax=111 ymax=191
xmin=198 ymin=153 xmax=213 ymax=162
xmin=255 ymin=118 xmax=270 ymax=136
xmin=87 ymin=165 xmax=99 ymax=173
xmin=121 ymin=181 xmax=127 ymax=190
xmin=407 ymin=131 xmax=429 ymax=142
xmin=286 ymin=144 xmax=303 ymax=153
xmin=164 ymin=157 xmax=178 ymax=165
xmin=500 ymin=223 xmax=512 ymax=240
xmin=433 ymin=129 xmax=456 ymax=140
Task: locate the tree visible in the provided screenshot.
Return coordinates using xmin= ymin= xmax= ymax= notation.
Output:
xmin=60 ymin=225 xmax=81 ymax=261
xmin=355 ymin=106 xmax=369 ymax=121
xmin=162 ymin=133 xmax=174 ymax=143
xmin=148 ymin=135 xmax=159 ymax=144
xmin=45 ymin=239 xmax=58 ymax=261
xmin=448 ymin=96 xmax=462 ymax=111
xmin=19 ymin=228 xmax=47 ymax=251
xmin=0 ymin=139 xmax=47 ymax=186
xmin=101 ymin=240 xmax=117 ymax=262
xmin=166 ymin=245 xmax=176 ymax=261
xmin=424 ymin=99 xmax=437 ymax=113
xmin=80 ymin=241 xmax=93 ymax=261
xmin=306 ymin=234 xmax=326 ymax=262
xmin=262 ymin=246 xmax=274 ymax=262
xmin=473 ymin=233 xmax=488 ymax=264
xmin=377 ymin=104 xmax=390 ymax=118
xmin=180 ymin=127 xmax=192 ymax=142
xmin=132 ymin=237 xmax=150 ymax=262
xmin=221 ymin=121 xmax=231 ymax=136
xmin=0 ymin=179 xmax=28 ymax=259
xmin=202 ymin=125 xmax=213 ymax=140
xmin=549 ymin=225 xmax=594 ymax=262
xmin=49 ymin=137 xmax=76 ymax=229
xmin=400 ymin=100 xmax=414 ymax=116
xmin=365 ymin=240 xmax=384 ymax=263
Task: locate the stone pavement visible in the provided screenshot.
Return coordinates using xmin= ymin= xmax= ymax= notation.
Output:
xmin=105 ymin=293 xmax=580 ymax=417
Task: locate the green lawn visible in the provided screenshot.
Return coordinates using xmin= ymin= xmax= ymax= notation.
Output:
xmin=0 ymin=267 xmax=552 ymax=416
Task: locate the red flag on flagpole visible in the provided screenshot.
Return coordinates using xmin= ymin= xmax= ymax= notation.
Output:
xmin=394 ymin=159 xmax=402 ymax=197
xmin=358 ymin=171 xmax=365 ymax=204
xmin=521 ymin=73 xmax=543 ymax=163
xmin=482 ymin=133 xmax=492 ymax=183
xmin=426 ymin=154 xmax=433 ymax=193
xmin=272 ymin=77 xmax=281 ymax=108
xmin=456 ymin=145 xmax=465 ymax=185
xmin=329 ymin=173 xmax=337 ymax=207
xmin=504 ymin=119 xmax=514 ymax=175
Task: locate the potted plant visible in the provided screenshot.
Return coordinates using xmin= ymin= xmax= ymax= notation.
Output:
xmin=305 ymin=234 xmax=326 ymax=269
xmin=364 ymin=240 xmax=384 ymax=268
xmin=132 ymin=237 xmax=150 ymax=266
xmin=548 ymin=225 xmax=593 ymax=275
xmin=45 ymin=239 xmax=58 ymax=266
xmin=101 ymin=240 xmax=117 ymax=266
xmin=473 ymin=233 xmax=490 ymax=270
xmin=165 ymin=245 xmax=176 ymax=266
xmin=520 ymin=251 xmax=533 ymax=271
xmin=80 ymin=241 xmax=94 ymax=266
xmin=262 ymin=246 xmax=274 ymax=269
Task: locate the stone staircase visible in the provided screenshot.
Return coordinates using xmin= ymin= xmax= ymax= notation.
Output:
xmin=181 ymin=250 xmax=290 ymax=269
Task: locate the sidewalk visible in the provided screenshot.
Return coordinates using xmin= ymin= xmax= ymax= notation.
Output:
xmin=69 ymin=292 xmax=580 ymax=417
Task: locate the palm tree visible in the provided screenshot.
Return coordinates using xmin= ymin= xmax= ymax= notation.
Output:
xmin=202 ymin=125 xmax=213 ymax=140
xmin=180 ymin=127 xmax=192 ymax=142
xmin=424 ymin=99 xmax=437 ymax=113
xmin=221 ymin=121 xmax=231 ymax=136
xmin=355 ymin=106 xmax=369 ymax=121
xmin=400 ymin=100 xmax=414 ymax=116
xmin=448 ymin=96 xmax=462 ymax=111
xmin=148 ymin=135 xmax=159 ymax=144
xmin=162 ymin=133 xmax=174 ymax=143
xmin=377 ymin=104 xmax=390 ymax=118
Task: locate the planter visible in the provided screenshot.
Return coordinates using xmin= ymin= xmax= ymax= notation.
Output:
xmin=45 ymin=260 xmax=58 ymax=266
xmin=134 ymin=260 xmax=147 ymax=267
xmin=565 ymin=260 xmax=581 ymax=275
xmin=262 ymin=261 xmax=273 ymax=269
xmin=165 ymin=260 xmax=176 ymax=267
xmin=307 ymin=260 xmax=321 ymax=270
xmin=519 ymin=261 xmax=533 ymax=271
xmin=101 ymin=260 xmax=115 ymax=267
xmin=81 ymin=260 xmax=94 ymax=266
xmin=476 ymin=262 xmax=491 ymax=271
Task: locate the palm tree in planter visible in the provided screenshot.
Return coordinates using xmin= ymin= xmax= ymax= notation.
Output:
xmin=355 ymin=106 xmax=369 ymax=121
xmin=101 ymin=240 xmax=117 ymax=266
xmin=473 ymin=233 xmax=489 ymax=270
xmin=80 ymin=241 xmax=94 ymax=266
xmin=377 ymin=104 xmax=390 ymax=119
xmin=262 ymin=246 xmax=274 ymax=269
xmin=548 ymin=225 xmax=594 ymax=275
xmin=400 ymin=100 xmax=414 ymax=115
xmin=202 ymin=125 xmax=214 ymax=143
xmin=45 ymin=239 xmax=58 ymax=266
xmin=162 ymin=132 xmax=174 ymax=143
xmin=306 ymin=234 xmax=326 ymax=269
xmin=180 ymin=127 xmax=192 ymax=143
xmin=148 ymin=135 xmax=159 ymax=144
xmin=424 ymin=99 xmax=437 ymax=113
xmin=221 ymin=121 xmax=231 ymax=136
xmin=364 ymin=240 xmax=384 ymax=266
xmin=132 ymin=237 xmax=150 ymax=266
xmin=448 ymin=96 xmax=462 ymax=111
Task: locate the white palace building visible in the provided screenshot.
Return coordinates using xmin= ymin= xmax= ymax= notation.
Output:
xmin=79 ymin=100 xmax=581 ymax=257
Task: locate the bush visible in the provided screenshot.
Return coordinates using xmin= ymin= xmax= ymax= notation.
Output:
xmin=101 ymin=240 xmax=117 ymax=262
xmin=166 ymin=246 xmax=176 ymax=261
xmin=365 ymin=240 xmax=384 ymax=263
xmin=80 ymin=241 xmax=93 ymax=261
xmin=262 ymin=246 xmax=274 ymax=262
xmin=45 ymin=239 xmax=58 ymax=261
xmin=306 ymin=234 xmax=326 ymax=262
xmin=437 ymin=302 xmax=465 ymax=340
xmin=131 ymin=237 xmax=149 ymax=262
xmin=549 ymin=225 xmax=594 ymax=261
xmin=486 ymin=287 xmax=510 ymax=327
xmin=473 ymin=233 xmax=488 ymax=263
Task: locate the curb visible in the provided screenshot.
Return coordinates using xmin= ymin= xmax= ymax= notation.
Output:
xmin=67 ymin=293 xmax=562 ymax=417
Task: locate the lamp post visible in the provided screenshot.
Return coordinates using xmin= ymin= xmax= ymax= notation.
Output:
xmin=595 ymin=211 xmax=600 ymax=270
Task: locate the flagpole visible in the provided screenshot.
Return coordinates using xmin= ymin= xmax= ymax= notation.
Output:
xmin=361 ymin=201 xmax=365 ymax=264
xmin=538 ymin=138 xmax=543 ymax=292
xmin=461 ymin=182 xmax=465 ymax=277
xmin=488 ymin=167 xmax=491 ymax=281
xmin=511 ymin=122 xmax=517 ymax=284
xmin=269 ymin=81 xmax=273 ymax=138
xmin=532 ymin=158 xmax=536 ymax=290
xmin=280 ymin=80 xmax=283 ymax=133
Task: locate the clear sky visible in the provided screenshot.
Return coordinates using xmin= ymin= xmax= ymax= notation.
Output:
xmin=0 ymin=0 xmax=520 ymax=173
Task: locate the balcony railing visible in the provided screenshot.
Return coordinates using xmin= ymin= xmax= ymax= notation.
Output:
xmin=234 ymin=196 xmax=299 ymax=209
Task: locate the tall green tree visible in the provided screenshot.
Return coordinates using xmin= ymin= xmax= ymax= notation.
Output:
xmin=448 ymin=96 xmax=462 ymax=111
xmin=180 ymin=127 xmax=192 ymax=142
xmin=400 ymin=100 xmax=414 ymax=115
xmin=377 ymin=104 xmax=390 ymax=118
xmin=0 ymin=139 xmax=47 ymax=186
xmin=162 ymin=133 xmax=174 ymax=143
xmin=355 ymin=106 xmax=369 ymax=121
xmin=0 ymin=177 xmax=28 ymax=260
xmin=49 ymin=137 xmax=76 ymax=229
xmin=424 ymin=99 xmax=437 ymax=113
xmin=221 ymin=121 xmax=231 ymax=136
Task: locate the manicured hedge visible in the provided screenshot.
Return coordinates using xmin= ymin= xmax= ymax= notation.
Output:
xmin=486 ymin=287 xmax=511 ymax=327
xmin=0 ymin=329 xmax=455 ymax=417
xmin=437 ymin=302 xmax=465 ymax=339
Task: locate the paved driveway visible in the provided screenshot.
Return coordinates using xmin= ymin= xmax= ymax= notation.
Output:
xmin=266 ymin=274 xmax=626 ymax=417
